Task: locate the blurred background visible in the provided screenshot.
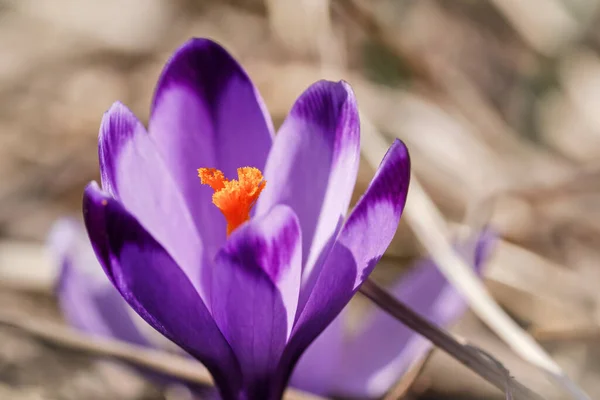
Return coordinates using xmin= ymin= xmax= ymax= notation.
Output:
xmin=1 ymin=0 xmax=600 ymax=398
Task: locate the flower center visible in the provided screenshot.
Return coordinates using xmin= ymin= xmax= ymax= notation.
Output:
xmin=198 ymin=167 xmax=266 ymax=236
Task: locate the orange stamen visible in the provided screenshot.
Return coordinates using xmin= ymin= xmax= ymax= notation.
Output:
xmin=198 ymin=167 xmax=266 ymax=236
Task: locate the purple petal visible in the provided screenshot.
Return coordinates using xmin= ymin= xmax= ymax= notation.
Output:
xmin=333 ymin=230 xmax=497 ymax=398
xmin=98 ymin=102 xmax=209 ymax=299
xmin=48 ymin=218 xmax=81 ymax=266
xmin=289 ymin=313 xmax=344 ymax=395
xmin=149 ymin=38 xmax=274 ymax=260
xmin=50 ymin=219 xmax=151 ymax=347
xmin=255 ymin=80 xmax=360 ymax=308
xmin=83 ymin=183 xmax=241 ymax=398
xmin=275 ymin=140 xmax=410 ymax=392
xmin=211 ymin=206 xmax=302 ymax=398
xmin=333 ymin=139 xmax=410 ymax=292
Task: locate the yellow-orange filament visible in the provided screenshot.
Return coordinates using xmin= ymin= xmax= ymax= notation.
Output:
xmin=198 ymin=167 xmax=266 ymax=236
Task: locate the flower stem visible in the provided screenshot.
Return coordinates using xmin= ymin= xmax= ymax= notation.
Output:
xmin=359 ymin=278 xmax=543 ymax=400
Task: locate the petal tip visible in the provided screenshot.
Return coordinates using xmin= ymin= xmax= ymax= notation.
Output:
xmin=166 ymin=38 xmax=229 ymax=69
xmin=390 ymin=138 xmax=410 ymax=158
xmin=82 ymin=182 xmax=109 ymax=221
xmin=289 ymin=79 xmax=360 ymax=141
xmin=365 ymin=139 xmax=411 ymax=214
xmin=105 ymin=100 xmax=127 ymax=113
xmin=98 ymin=101 xmax=143 ymax=148
xmin=98 ymin=102 xmax=146 ymax=197
xmin=83 ymin=181 xmax=103 ymax=201
xmin=338 ymin=79 xmax=355 ymax=95
xmin=152 ymin=37 xmax=247 ymax=111
xmin=179 ymin=37 xmax=222 ymax=50
xmin=101 ymin=101 xmax=138 ymax=127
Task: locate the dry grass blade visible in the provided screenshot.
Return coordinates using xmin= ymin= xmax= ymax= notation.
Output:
xmin=488 ymin=0 xmax=579 ymax=55
xmin=359 ymin=279 xmax=542 ymax=400
xmin=405 ymin=176 xmax=560 ymax=373
xmin=382 ymin=355 xmax=429 ymax=400
xmin=404 ymin=176 xmax=590 ymax=400
xmin=358 ymin=114 xmax=589 ymax=399
xmin=532 ymin=325 xmax=600 ymax=343
xmin=0 ymin=312 xmax=325 ymax=400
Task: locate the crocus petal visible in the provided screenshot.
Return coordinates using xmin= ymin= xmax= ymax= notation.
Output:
xmin=289 ymin=313 xmax=344 ymax=395
xmin=83 ymin=183 xmax=241 ymax=398
xmin=149 ymin=38 xmax=274 ymax=259
xmin=333 ymin=230 xmax=497 ymax=398
xmin=98 ymin=102 xmax=208 ymax=299
xmin=277 ymin=140 xmax=410 ymax=392
xmin=334 ymin=139 xmax=410 ymax=291
xmin=211 ymin=205 xmax=302 ymax=398
xmin=255 ymin=80 xmax=360 ymax=308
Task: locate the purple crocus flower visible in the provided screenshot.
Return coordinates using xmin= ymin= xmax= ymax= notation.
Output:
xmin=291 ymin=230 xmax=496 ymax=398
xmin=50 ymin=218 xmax=492 ymax=400
xmin=82 ymin=38 xmax=410 ymax=400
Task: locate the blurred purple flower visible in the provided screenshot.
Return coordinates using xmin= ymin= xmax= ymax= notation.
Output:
xmin=291 ymin=229 xmax=496 ymax=398
xmin=50 ymin=218 xmax=152 ymax=348
xmin=49 ymin=218 xmax=215 ymax=397
xmin=82 ymin=38 xmax=410 ymax=400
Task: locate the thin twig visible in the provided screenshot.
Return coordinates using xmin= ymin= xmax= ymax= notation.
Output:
xmin=465 ymin=344 xmax=514 ymax=400
xmin=0 ymin=312 xmax=324 ymax=400
xmin=359 ymin=279 xmax=542 ymax=400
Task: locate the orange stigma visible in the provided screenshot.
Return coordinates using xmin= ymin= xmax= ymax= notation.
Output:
xmin=198 ymin=167 xmax=266 ymax=236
